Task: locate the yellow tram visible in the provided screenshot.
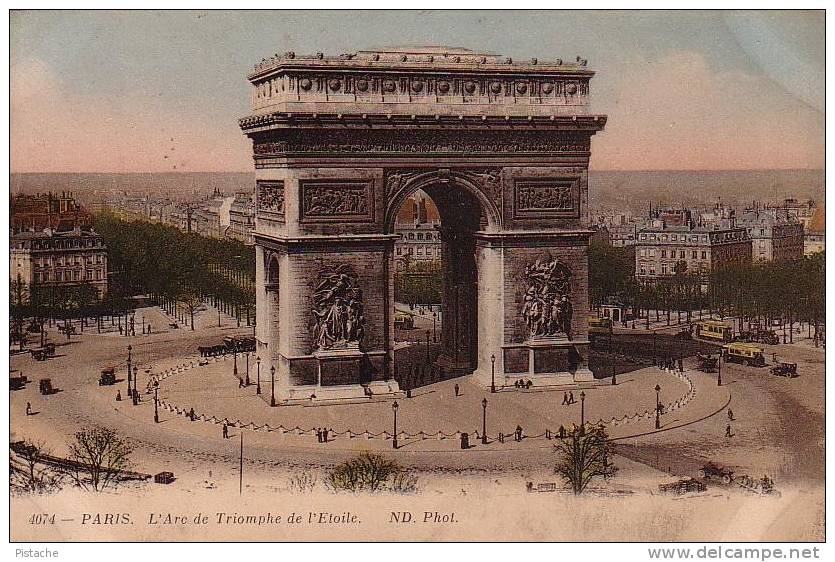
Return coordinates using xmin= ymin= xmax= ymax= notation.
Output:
xmin=695 ymin=320 xmax=733 ymax=343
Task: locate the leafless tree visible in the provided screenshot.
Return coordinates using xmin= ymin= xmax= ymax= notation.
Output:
xmin=66 ymin=427 xmax=133 ymax=491
xmin=287 ymin=470 xmax=318 ymax=493
xmin=9 ymin=440 xmax=64 ymax=494
xmin=554 ymin=423 xmax=618 ymax=494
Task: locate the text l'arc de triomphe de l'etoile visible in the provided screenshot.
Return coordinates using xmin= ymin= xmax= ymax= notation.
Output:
xmin=239 ymin=46 xmax=607 ymax=403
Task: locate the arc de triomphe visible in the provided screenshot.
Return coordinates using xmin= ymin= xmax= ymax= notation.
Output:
xmin=239 ymin=47 xmax=607 ymax=403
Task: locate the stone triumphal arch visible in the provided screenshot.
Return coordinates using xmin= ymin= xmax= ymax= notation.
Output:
xmin=240 ymin=47 xmax=607 ymax=402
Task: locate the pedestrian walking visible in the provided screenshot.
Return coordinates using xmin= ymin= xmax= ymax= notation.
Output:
xmin=189 ymin=407 xmax=195 ymax=421
xmin=727 ymin=409 xmax=734 ymax=421
xmin=562 ymin=392 xmax=569 ymax=405
xmin=569 ymin=391 xmax=575 ymax=404
xmin=222 ymin=422 xmax=229 ymax=439
xmin=558 ymin=425 xmax=566 ymax=438
xmin=26 ymin=402 xmax=31 ymax=416
xmin=116 ymin=390 xmax=122 ymax=402
xmin=725 ymin=424 xmax=732 ymax=438
xmin=454 ymin=383 xmax=460 ymax=397
xmin=239 ymin=377 xmax=244 ymax=388
xmin=515 ymin=425 xmax=523 ymax=442
xmin=316 ymin=428 xmax=322 ymax=443
xmin=323 ymin=428 xmax=329 ymax=443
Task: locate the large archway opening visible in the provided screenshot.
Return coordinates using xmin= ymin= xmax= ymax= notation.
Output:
xmin=388 ymin=178 xmax=494 ymax=391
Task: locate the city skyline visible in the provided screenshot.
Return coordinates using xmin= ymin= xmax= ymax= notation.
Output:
xmin=11 ymin=10 xmax=824 ymax=174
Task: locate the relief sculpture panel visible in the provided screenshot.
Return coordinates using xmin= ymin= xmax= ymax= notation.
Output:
xmin=257 ymin=180 xmax=285 ymax=216
xmin=312 ymin=265 xmax=365 ymax=351
xmin=520 ymin=257 xmax=573 ymax=340
xmin=513 ymin=177 xmax=580 ymax=219
xmin=300 ymin=180 xmax=373 ymax=222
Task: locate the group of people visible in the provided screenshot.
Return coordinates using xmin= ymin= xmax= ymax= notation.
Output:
xmin=514 ymin=379 xmax=533 ymax=389
xmin=660 ymin=357 xmax=683 ymax=372
xmin=316 ymin=428 xmax=331 ymax=443
xmin=561 ymin=391 xmax=577 ymax=405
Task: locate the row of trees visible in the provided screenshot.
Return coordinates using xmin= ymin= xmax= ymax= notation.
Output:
xmin=93 ymin=212 xmax=255 ymax=325
xmin=589 ymin=239 xmax=825 ymax=330
xmin=394 ymin=258 xmax=442 ymax=306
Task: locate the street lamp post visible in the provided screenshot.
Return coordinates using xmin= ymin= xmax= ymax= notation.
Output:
xmin=610 ymin=325 xmax=617 ymax=385
xmin=245 ymin=353 xmax=250 ymax=386
xmin=256 ymin=356 xmax=261 ymax=395
xmin=580 ymin=391 xmax=586 ymax=432
xmin=218 ymin=306 xmax=221 ymax=328
xmin=132 ymin=365 xmax=139 ymax=405
xmin=392 ymin=401 xmax=399 ymax=449
xmin=270 ymin=366 xmax=276 ymax=407
xmin=655 ymin=384 xmax=662 ymax=429
xmin=432 ymin=312 xmax=437 ymax=343
xmin=717 ymin=350 xmax=723 ymax=387
xmin=481 ymin=398 xmax=488 ymax=444
xmin=490 ymin=354 xmax=496 ymax=393
xmin=126 ymin=345 xmax=132 ymax=394
xmin=153 ymin=381 xmax=159 ymax=423
xmin=233 ymin=350 xmax=238 ymax=376
xmin=425 ymin=330 xmax=431 ymax=363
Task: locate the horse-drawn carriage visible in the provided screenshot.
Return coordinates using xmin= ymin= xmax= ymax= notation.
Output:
xmin=30 ymin=343 xmax=56 ymax=361
xmin=696 ymin=352 xmax=718 ymax=373
xmin=10 ymin=371 xmax=27 ymax=391
xmin=39 ymin=378 xmax=56 ymax=395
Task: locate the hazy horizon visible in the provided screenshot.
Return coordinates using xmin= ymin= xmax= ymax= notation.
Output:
xmin=11 ymin=169 xmax=824 ymax=215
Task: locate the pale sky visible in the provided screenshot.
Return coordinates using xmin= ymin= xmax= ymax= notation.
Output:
xmin=10 ymin=10 xmax=824 ymax=172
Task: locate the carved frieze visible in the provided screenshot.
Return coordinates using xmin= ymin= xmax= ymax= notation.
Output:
xmin=513 ymin=177 xmax=581 ymax=219
xmin=253 ymin=129 xmax=590 ymax=156
xmin=250 ymin=71 xmax=590 ymax=111
xmin=521 ymin=257 xmax=573 ymax=340
xmin=300 ymin=180 xmax=373 ymax=222
xmin=257 ymin=180 xmax=285 ymax=217
xmin=312 ymin=264 xmax=365 ymax=351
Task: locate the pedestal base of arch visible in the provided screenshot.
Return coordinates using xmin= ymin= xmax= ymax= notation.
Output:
xmin=473 ymin=338 xmax=595 ymax=390
xmin=278 ymin=348 xmax=402 ymax=403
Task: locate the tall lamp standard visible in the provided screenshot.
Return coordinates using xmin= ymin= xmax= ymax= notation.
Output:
xmin=432 ymin=312 xmax=437 ymax=343
xmin=132 ymin=365 xmax=139 ymax=405
xmin=270 ymin=366 xmax=276 ymax=407
xmin=425 ymin=330 xmax=431 ymax=363
xmin=153 ymin=381 xmax=159 ymax=423
xmin=256 ymin=356 xmax=261 ymax=395
xmin=481 ymin=398 xmax=488 ymax=444
xmin=490 ymin=354 xmax=496 ymax=394
xmin=717 ymin=349 xmax=723 ymax=387
xmin=580 ymin=391 xmax=586 ymax=433
xmin=245 ymin=353 xmax=250 ymax=386
xmin=233 ymin=349 xmax=238 ymax=376
xmin=610 ymin=324 xmax=617 ymax=385
xmin=126 ymin=345 xmax=132 ymax=394
xmin=655 ymin=384 xmax=662 ymax=429
xmin=392 ymin=401 xmax=399 ymax=449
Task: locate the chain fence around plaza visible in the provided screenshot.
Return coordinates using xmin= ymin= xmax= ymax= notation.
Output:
xmin=143 ymin=353 xmax=696 ymax=445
